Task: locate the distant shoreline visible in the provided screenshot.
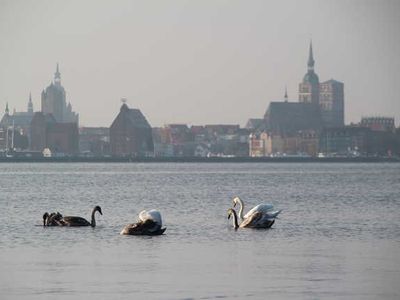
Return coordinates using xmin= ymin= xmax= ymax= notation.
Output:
xmin=0 ymin=156 xmax=399 ymax=163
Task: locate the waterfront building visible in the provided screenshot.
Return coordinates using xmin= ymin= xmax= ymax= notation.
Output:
xmin=319 ymin=80 xmax=345 ymax=127
xmin=47 ymin=123 xmax=79 ymax=154
xmin=110 ymin=103 xmax=154 ymax=157
xmin=263 ymin=100 xmax=322 ymax=135
xmin=249 ymin=129 xmax=319 ymax=157
xmin=152 ymin=123 xmax=248 ymax=157
xmin=249 ymin=132 xmax=284 ymax=157
xmin=0 ymin=95 xmax=35 ymax=150
xmin=319 ymin=126 xmax=370 ymax=155
xmin=30 ymin=112 xmax=55 ymax=152
xmin=248 ymin=133 xmax=264 ymax=157
xmin=360 ymin=117 xmax=395 ymax=132
xmin=30 ymin=112 xmax=78 ymax=155
xmin=79 ymin=127 xmax=110 ymax=156
xmin=297 ymin=130 xmax=319 ymax=156
xmin=41 ymin=64 xmax=79 ymax=124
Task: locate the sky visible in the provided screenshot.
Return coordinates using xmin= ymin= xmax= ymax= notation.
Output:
xmin=0 ymin=0 xmax=399 ymax=127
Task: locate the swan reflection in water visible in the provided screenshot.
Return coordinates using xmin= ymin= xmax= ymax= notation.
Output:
xmin=120 ymin=209 xmax=166 ymax=236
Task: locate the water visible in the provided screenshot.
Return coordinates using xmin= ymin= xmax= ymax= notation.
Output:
xmin=0 ymin=163 xmax=399 ymax=299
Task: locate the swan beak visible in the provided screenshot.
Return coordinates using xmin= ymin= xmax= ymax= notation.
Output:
xmin=233 ymin=201 xmax=237 ymax=208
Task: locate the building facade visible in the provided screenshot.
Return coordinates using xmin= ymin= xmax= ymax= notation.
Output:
xmin=110 ymin=103 xmax=154 ymax=157
xmin=263 ymin=101 xmax=322 ymax=135
xmin=0 ymin=95 xmax=35 ymax=150
xmin=30 ymin=112 xmax=78 ymax=155
xmin=298 ymin=42 xmax=344 ymax=128
xmin=360 ymin=117 xmax=395 ymax=132
xmin=319 ymin=80 xmax=345 ymax=127
xmin=79 ymin=127 xmax=110 ymax=156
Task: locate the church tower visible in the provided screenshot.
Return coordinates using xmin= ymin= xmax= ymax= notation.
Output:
xmin=299 ymin=41 xmax=320 ymax=105
xmin=27 ymin=93 xmax=33 ymax=115
xmin=41 ymin=64 xmax=79 ymax=124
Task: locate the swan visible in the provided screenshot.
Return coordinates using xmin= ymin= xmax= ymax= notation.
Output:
xmin=138 ymin=209 xmax=162 ymax=225
xmin=59 ymin=206 xmax=102 ymax=227
xmin=232 ymin=196 xmax=281 ymax=221
xmin=120 ymin=209 xmax=166 ymax=235
xmin=43 ymin=212 xmax=63 ymax=226
xmin=227 ymin=208 xmax=275 ymax=229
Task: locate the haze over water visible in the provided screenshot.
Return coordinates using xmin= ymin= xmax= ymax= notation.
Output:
xmin=0 ymin=162 xmax=399 ymax=299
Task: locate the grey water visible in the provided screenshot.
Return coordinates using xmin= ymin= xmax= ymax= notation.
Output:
xmin=0 ymin=163 xmax=399 ymax=300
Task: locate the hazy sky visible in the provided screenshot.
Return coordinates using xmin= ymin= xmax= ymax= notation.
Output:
xmin=0 ymin=0 xmax=399 ymax=127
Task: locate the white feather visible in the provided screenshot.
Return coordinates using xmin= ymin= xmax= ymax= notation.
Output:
xmin=243 ymin=203 xmax=274 ymax=219
xmin=138 ymin=209 xmax=162 ymax=226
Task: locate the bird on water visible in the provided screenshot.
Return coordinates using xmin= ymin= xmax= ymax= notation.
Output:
xmin=120 ymin=209 xmax=166 ymax=235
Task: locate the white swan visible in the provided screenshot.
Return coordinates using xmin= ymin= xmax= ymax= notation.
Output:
xmin=227 ymin=208 xmax=275 ymax=229
xmin=232 ymin=196 xmax=281 ymax=219
xmin=138 ymin=209 xmax=162 ymax=225
xmin=232 ymin=197 xmax=282 ymax=228
xmin=120 ymin=209 xmax=166 ymax=235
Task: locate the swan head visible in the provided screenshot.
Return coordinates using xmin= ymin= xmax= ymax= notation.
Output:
xmin=94 ymin=206 xmax=103 ymax=215
xmin=232 ymin=197 xmax=241 ymax=208
xmin=43 ymin=212 xmax=49 ymax=226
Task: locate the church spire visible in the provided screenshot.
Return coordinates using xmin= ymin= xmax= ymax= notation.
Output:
xmin=54 ymin=63 xmax=61 ymax=85
xmin=28 ymin=92 xmax=33 ymax=114
xmin=5 ymin=102 xmax=9 ymax=115
xmin=307 ymin=40 xmax=315 ymax=72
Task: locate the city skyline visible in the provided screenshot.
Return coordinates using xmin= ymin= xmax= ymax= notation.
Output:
xmin=1 ymin=0 xmax=399 ymax=127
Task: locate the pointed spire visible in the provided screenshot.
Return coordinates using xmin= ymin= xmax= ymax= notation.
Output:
xmin=28 ymin=92 xmax=33 ymax=114
xmin=54 ymin=63 xmax=61 ymax=84
xmin=307 ymin=40 xmax=315 ymax=71
xmin=284 ymin=86 xmax=288 ymax=102
xmin=5 ymin=102 xmax=9 ymax=115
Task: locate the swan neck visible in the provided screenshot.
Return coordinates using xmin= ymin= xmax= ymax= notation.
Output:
xmin=91 ymin=209 xmax=96 ymax=227
xmin=231 ymin=210 xmax=239 ymax=229
xmin=237 ymin=198 xmax=245 ymax=220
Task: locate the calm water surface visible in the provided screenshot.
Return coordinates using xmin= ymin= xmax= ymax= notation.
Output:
xmin=0 ymin=163 xmax=399 ymax=299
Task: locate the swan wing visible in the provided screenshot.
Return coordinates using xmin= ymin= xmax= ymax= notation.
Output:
xmin=61 ymin=216 xmax=91 ymax=226
xmin=120 ymin=219 xmax=162 ymax=235
xmin=138 ymin=209 xmax=162 ymax=226
xmin=240 ymin=211 xmax=263 ymax=228
xmin=46 ymin=212 xmax=63 ymax=226
xmin=251 ymin=210 xmax=281 ymax=228
xmin=120 ymin=222 xmax=141 ymax=235
xmin=243 ymin=204 xmax=274 ymax=219
xmin=264 ymin=209 xmax=282 ymax=219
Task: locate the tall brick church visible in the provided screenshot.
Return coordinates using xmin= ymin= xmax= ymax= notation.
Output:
xmin=299 ymin=42 xmax=344 ymax=127
xmin=41 ymin=64 xmax=79 ymax=124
